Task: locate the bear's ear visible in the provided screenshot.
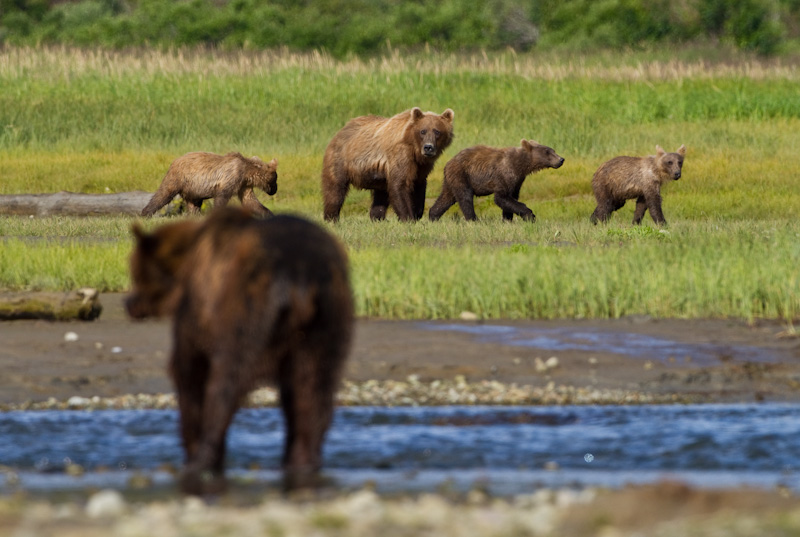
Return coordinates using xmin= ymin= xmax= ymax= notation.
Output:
xmin=440 ymin=108 xmax=454 ymax=122
xmin=131 ymin=223 xmax=157 ymax=251
xmin=656 ymin=145 xmax=665 ymax=156
xmin=411 ymin=107 xmax=425 ymax=121
xmin=676 ymin=145 xmax=686 ymax=156
xmin=269 ymin=158 xmax=278 ymax=168
xmin=521 ymin=139 xmax=532 ymax=150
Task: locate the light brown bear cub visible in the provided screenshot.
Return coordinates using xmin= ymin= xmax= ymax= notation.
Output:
xmin=141 ymin=151 xmax=278 ymax=217
xmin=429 ymin=139 xmax=564 ymax=222
xmin=321 ymin=107 xmax=454 ymax=222
xmin=590 ymin=145 xmax=686 ymax=226
xmin=126 ymin=208 xmax=353 ymax=494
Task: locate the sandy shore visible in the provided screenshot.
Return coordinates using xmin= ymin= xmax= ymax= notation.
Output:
xmin=1 ymin=293 xmax=799 ymax=406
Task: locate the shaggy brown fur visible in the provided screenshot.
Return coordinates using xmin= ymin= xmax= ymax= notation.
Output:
xmin=141 ymin=151 xmax=278 ymax=217
xmin=126 ymin=208 xmax=354 ymax=494
xmin=321 ymin=107 xmax=454 ymax=222
xmin=429 ymin=139 xmax=565 ymax=222
xmin=590 ymin=145 xmax=686 ymax=226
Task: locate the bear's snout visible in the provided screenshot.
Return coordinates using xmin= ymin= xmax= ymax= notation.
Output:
xmin=423 ymin=143 xmax=436 ymax=156
xmin=266 ymin=183 xmax=278 ymax=195
xmin=674 ymin=170 xmax=681 ymax=180
xmin=554 ymin=157 xmax=565 ymax=168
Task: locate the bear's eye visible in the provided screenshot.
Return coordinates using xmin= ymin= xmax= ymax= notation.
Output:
xmin=433 ymin=129 xmax=440 ymax=136
xmin=667 ymin=160 xmax=673 ymax=165
xmin=420 ymin=129 xmax=427 ymax=135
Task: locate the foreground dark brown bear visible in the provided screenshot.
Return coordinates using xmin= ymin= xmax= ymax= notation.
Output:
xmin=126 ymin=208 xmax=354 ymax=494
xmin=321 ymin=107 xmax=454 ymax=222
xmin=429 ymin=139 xmax=565 ymax=222
xmin=590 ymin=145 xmax=686 ymax=226
xmin=141 ymin=151 xmax=278 ymax=217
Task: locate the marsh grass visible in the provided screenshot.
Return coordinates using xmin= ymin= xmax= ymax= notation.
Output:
xmin=1 ymin=46 xmax=798 ymax=320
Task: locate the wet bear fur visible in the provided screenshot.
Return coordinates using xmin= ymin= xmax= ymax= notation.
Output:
xmin=590 ymin=145 xmax=686 ymax=226
xmin=126 ymin=208 xmax=354 ymax=494
xmin=321 ymin=107 xmax=454 ymax=222
xmin=429 ymin=139 xmax=565 ymax=222
xmin=141 ymin=151 xmax=278 ymax=217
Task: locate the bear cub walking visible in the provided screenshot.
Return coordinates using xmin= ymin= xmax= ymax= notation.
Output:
xmin=126 ymin=208 xmax=354 ymax=494
xmin=141 ymin=151 xmax=278 ymax=217
xmin=429 ymin=139 xmax=564 ymax=222
xmin=590 ymin=145 xmax=686 ymax=226
xmin=321 ymin=107 xmax=454 ymax=222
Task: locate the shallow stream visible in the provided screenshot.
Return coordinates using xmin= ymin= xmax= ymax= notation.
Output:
xmin=1 ymin=404 xmax=798 ymax=496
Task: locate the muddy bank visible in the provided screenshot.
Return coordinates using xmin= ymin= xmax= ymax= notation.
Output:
xmin=1 ymin=294 xmax=799 ymax=405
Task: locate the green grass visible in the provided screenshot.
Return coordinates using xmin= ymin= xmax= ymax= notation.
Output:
xmin=1 ymin=46 xmax=799 ymax=321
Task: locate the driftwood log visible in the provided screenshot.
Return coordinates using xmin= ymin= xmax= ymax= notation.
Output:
xmin=0 ymin=288 xmax=103 ymax=321
xmin=0 ymin=191 xmax=153 ymax=216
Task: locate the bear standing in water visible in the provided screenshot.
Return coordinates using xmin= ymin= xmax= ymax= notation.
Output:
xmin=126 ymin=208 xmax=353 ymax=494
xmin=590 ymin=145 xmax=686 ymax=226
xmin=141 ymin=151 xmax=278 ymax=217
xmin=429 ymin=139 xmax=564 ymax=222
xmin=321 ymin=107 xmax=454 ymax=222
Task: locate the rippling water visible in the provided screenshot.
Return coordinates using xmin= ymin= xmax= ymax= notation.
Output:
xmin=1 ymin=404 xmax=798 ymax=494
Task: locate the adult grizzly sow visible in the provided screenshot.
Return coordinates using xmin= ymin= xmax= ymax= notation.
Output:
xmin=321 ymin=107 xmax=454 ymax=222
xmin=590 ymin=145 xmax=686 ymax=226
xmin=141 ymin=151 xmax=278 ymax=217
xmin=126 ymin=208 xmax=354 ymax=494
xmin=429 ymin=139 xmax=565 ymax=222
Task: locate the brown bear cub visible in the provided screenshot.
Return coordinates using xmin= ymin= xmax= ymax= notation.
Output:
xmin=429 ymin=139 xmax=565 ymax=222
xmin=141 ymin=151 xmax=278 ymax=217
xmin=321 ymin=107 xmax=454 ymax=222
xmin=590 ymin=145 xmax=686 ymax=226
xmin=126 ymin=208 xmax=354 ymax=494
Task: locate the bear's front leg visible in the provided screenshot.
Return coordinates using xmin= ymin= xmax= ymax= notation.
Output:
xmin=387 ymin=182 xmax=416 ymax=222
xmin=494 ymin=193 xmax=535 ymax=222
xmin=369 ymin=189 xmax=389 ymax=221
xmin=411 ymin=178 xmax=428 ymax=220
xmin=645 ymin=193 xmax=667 ymax=226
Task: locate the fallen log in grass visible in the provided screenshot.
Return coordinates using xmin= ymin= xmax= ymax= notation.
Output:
xmin=0 ymin=288 xmax=103 ymax=321
xmin=0 ymin=191 xmax=152 ymax=216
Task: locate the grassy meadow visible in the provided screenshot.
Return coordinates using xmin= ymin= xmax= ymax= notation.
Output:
xmin=1 ymin=46 xmax=799 ymax=321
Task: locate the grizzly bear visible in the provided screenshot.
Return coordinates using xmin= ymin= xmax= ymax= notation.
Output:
xmin=126 ymin=208 xmax=353 ymax=494
xmin=590 ymin=145 xmax=686 ymax=226
xmin=429 ymin=139 xmax=565 ymax=222
xmin=141 ymin=151 xmax=278 ymax=217
xmin=321 ymin=107 xmax=455 ymax=222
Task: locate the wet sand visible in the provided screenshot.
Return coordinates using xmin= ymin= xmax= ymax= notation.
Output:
xmin=1 ymin=293 xmax=799 ymax=405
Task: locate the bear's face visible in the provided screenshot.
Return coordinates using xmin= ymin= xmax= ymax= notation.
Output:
xmin=126 ymin=220 xmax=202 ymax=319
xmin=656 ymin=145 xmax=686 ymax=181
xmin=522 ymin=139 xmax=565 ymax=170
xmin=250 ymin=157 xmax=278 ymax=195
xmin=409 ymin=108 xmax=454 ymax=159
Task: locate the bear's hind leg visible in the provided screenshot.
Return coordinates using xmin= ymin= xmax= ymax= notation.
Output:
xmin=632 ymin=196 xmax=647 ymax=225
xmin=321 ymin=166 xmax=350 ymax=222
xmin=141 ymin=185 xmax=180 ymax=216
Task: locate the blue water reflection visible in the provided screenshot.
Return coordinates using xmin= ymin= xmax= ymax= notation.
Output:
xmin=1 ymin=404 xmax=799 ymax=493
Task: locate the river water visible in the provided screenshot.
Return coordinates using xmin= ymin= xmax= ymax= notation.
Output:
xmin=1 ymin=404 xmax=798 ymax=495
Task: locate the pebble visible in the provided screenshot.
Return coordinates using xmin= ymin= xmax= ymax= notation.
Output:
xmin=86 ymin=489 xmax=126 ymax=518
xmin=0 ymin=378 xmax=692 ymax=412
xmin=63 ymin=331 xmax=79 ymax=342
